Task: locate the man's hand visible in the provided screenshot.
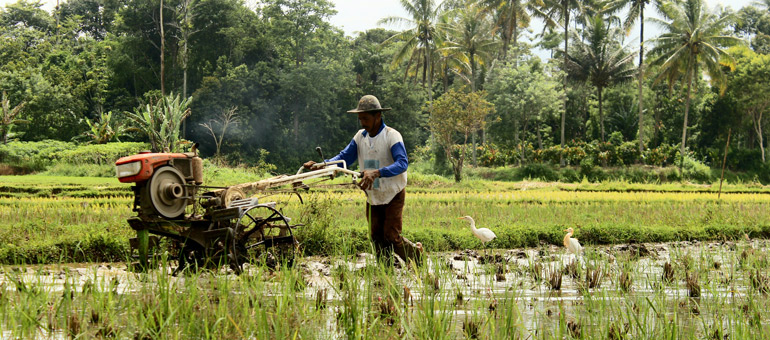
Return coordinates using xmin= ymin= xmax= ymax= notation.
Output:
xmin=358 ymin=169 xmax=380 ymax=190
xmin=303 ymin=160 xmax=317 ymax=170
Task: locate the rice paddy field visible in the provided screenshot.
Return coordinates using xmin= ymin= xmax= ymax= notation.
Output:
xmin=3 ymin=174 xmax=770 ymax=338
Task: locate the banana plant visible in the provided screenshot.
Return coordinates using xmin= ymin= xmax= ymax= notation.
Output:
xmin=82 ymin=110 xmax=137 ymax=144
xmin=126 ymin=93 xmax=192 ymax=152
xmin=1 ymin=91 xmax=27 ymax=145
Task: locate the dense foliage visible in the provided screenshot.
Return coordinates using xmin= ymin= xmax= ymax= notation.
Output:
xmin=1 ymin=0 xmax=769 ymax=179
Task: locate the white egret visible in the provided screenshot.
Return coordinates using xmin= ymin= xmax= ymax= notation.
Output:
xmin=459 ymin=216 xmax=496 ymax=244
xmin=563 ymin=228 xmax=582 ymax=255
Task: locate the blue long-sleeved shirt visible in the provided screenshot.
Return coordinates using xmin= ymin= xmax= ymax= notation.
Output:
xmin=327 ymin=121 xmax=408 ymax=177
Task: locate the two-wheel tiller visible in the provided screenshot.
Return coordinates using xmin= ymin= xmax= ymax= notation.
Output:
xmin=115 ymin=146 xmax=358 ymax=274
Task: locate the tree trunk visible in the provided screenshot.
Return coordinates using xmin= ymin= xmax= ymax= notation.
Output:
xmin=560 ymin=7 xmax=569 ymax=167
xmin=428 ymin=46 xmax=433 ymax=109
xmin=753 ymin=110 xmax=765 ymax=162
xmin=679 ymin=68 xmax=694 ymax=175
xmin=160 ymin=0 xmax=166 ymax=95
xmin=512 ymin=13 xmax=518 ymax=49
xmin=637 ymin=5 xmax=645 ymax=156
xmin=454 ymin=157 xmax=463 ymax=182
xmin=294 ymin=108 xmax=300 ymax=144
xmin=471 ymin=131 xmax=477 ymax=166
xmin=514 ymin=120 xmax=522 ymax=166
xmin=470 ymin=52 xmax=477 ymax=166
xmin=598 ymin=87 xmax=605 ymax=142
xmin=470 ymin=53 xmax=477 ymax=92
xmin=537 ymin=121 xmax=543 ymax=150
xmin=757 ymin=122 xmax=765 ymax=163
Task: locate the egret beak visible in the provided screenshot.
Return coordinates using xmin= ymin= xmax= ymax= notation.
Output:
xmin=457 ymin=217 xmax=464 ymax=219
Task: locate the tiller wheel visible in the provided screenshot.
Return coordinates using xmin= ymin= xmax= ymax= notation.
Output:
xmin=228 ymin=201 xmax=298 ymax=273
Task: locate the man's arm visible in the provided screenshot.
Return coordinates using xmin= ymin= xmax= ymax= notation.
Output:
xmin=378 ymin=142 xmax=408 ymax=177
xmin=326 ymin=138 xmax=358 ymax=169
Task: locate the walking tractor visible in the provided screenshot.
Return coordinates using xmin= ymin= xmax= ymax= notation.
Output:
xmin=114 ymin=145 xmax=359 ymax=273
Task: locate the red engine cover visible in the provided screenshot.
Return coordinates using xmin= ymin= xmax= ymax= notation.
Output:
xmin=115 ymin=152 xmax=188 ymax=183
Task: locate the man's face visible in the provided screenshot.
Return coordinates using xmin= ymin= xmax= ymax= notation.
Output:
xmin=358 ymin=112 xmax=380 ymax=132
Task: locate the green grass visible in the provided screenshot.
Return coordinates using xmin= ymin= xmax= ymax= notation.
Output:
xmin=2 ymin=174 xmax=770 ymax=264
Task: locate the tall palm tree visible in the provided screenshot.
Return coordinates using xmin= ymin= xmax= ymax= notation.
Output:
xmin=648 ymin=0 xmax=740 ymax=171
xmin=441 ymin=2 xmax=499 ymax=164
xmin=482 ymin=0 xmax=547 ymax=59
xmin=441 ymin=2 xmax=500 ymax=91
xmin=540 ymin=0 xmax=595 ymax=165
xmin=565 ymin=15 xmax=636 ymax=142
xmin=379 ymin=0 xmax=444 ymax=104
xmin=608 ymin=0 xmax=653 ymax=154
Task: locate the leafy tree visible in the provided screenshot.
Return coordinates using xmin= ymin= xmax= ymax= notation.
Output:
xmin=565 ymin=15 xmax=636 ymax=142
xmin=58 ymin=0 xmax=119 ymax=40
xmin=487 ymin=54 xmax=564 ymax=161
xmin=604 ymin=84 xmax=641 ymax=141
xmin=0 ymin=0 xmax=54 ymax=31
xmin=114 ymin=0 xmax=174 ymax=96
xmin=648 ymin=0 xmax=741 ymax=170
xmin=429 ymin=88 xmax=494 ymax=182
xmin=263 ymin=0 xmax=337 ymax=67
xmin=734 ymin=3 xmax=770 ymax=54
xmin=728 ymin=46 xmax=770 ymax=161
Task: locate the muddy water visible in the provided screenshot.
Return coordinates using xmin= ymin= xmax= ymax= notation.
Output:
xmin=2 ymin=240 xmax=768 ymax=338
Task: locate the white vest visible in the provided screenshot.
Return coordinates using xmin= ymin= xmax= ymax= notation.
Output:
xmin=354 ymin=126 xmax=407 ymax=205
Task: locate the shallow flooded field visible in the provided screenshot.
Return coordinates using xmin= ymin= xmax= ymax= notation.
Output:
xmin=3 ymin=239 xmax=770 ymax=339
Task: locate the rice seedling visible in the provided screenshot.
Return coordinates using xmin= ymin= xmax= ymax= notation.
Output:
xmin=686 ymin=273 xmax=701 ymax=298
xmin=5 ymin=177 xmax=770 ymax=338
xmin=581 ymin=264 xmax=605 ymax=290
xmin=564 ymin=259 xmax=581 ymax=279
xmin=619 ymin=269 xmax=632 ymax=293
xmin=662 ymin=262 xmax=675 ymax=284
xmin=749 ymin=270 xmax=770 ymax=295
xmin=462 ymin=315 xmax=481 ymax=339
xmin=547 ymin=265 xmax=562 ymax=291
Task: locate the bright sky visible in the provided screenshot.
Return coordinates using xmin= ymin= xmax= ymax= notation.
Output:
xmin=0 ymin=0 xmax=758 ymax=39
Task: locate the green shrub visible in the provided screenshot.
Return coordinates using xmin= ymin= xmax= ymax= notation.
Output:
xmin=517 ymin=163 xmax=558 ymax=181
xmin=579 ymin=156 xmax=596 ymax=179
xmin=0 ymin=140 xmax=74 ymax=171
xmin=617 ymin=141 xmax=640 ymax=165
xmin=477 ymin=143 xmax=512 ymax=167
xmin=0 ymin=141 xmax=149 ymax=173
xmin=536 ymin=145 xmax=563 ymax=164
xmin=559 ymin=167 xmax=580 ymax=182
xmin=643 ymin=144 xmax=678 ymax=166
xmin=682 ymin=156 xmax=713 ymax=182
xmin=52 ymin=142 xmax=149 ymax=165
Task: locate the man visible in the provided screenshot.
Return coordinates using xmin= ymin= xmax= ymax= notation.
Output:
xmin=304 ymin=95 xmax=422 ymax=265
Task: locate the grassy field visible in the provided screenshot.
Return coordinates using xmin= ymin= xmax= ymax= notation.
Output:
xmin=2 ymin=174 xmax=770 ymax=264
xmin=3 ymin=174 xmax=770 ymax=338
